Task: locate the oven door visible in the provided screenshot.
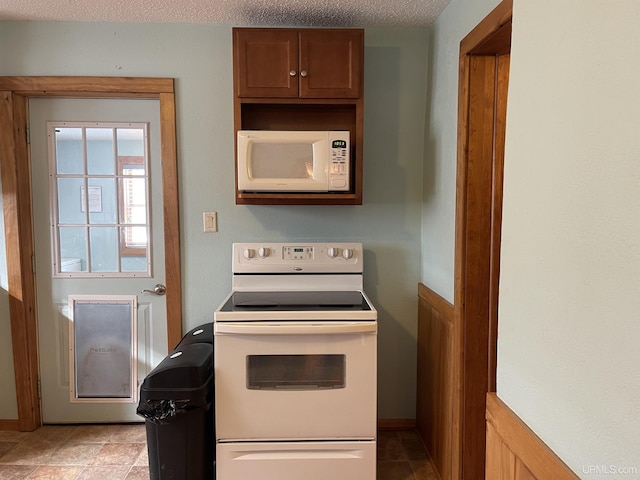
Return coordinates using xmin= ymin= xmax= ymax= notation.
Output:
xmin=214 ymin=321 xmax=377 ymax=441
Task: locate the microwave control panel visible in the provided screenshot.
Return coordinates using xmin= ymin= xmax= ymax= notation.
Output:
xmin=329 ymin=134 xmax=350 ymax=191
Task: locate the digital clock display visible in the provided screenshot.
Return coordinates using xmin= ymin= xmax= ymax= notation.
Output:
xmin=284 ymin=246 xmax=314 ymax=260
xmin=332 ymin=140 xmax=347 ymax=149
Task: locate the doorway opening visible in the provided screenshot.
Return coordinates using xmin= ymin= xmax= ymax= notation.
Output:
xmin=0 ymin=77 xmax=182 ymax=431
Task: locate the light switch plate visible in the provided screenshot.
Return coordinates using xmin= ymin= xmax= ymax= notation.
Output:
xmin=203 ymin=212 xmax=217 ymax=232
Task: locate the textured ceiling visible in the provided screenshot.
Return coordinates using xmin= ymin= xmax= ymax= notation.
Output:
xmin=0 ymin=0 xmax=452 ymax=27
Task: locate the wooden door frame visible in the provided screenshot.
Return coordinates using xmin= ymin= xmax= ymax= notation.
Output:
xmin=452 ymin=1 xmax=512 ymax=479
xmin=0 ymin=76 xmax=183 ymax=431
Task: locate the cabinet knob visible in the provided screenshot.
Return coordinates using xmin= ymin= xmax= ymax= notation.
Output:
xmin=300 ymin=70 xmax=308 ymax=77
xmin=289 ymin=70 xmax=297 ymax=77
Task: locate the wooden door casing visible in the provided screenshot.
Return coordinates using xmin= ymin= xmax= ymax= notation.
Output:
xmin=453 ymin=1 xmax=512 ymax=478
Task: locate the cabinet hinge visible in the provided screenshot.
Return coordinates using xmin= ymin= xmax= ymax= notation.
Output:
xmin=26 ymin=126 xmax=30 ymax=145
xmin=37 ymin=379 xmax=42 ymax=399
xmin=32 ymin=254 xmax=36 ymax=275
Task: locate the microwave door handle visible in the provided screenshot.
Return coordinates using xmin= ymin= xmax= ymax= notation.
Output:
xmin=215 ymin=322 xmax=377 ymax=335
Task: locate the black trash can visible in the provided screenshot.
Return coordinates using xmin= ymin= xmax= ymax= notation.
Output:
xmin=137 ymin=342 xmax=214 ymax=480
xmin=174 ymin=322 xmax=213 ymax=349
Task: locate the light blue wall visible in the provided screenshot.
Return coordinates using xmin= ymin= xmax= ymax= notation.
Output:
xmin=422 ymin=0 xmax=501 ymax=302
xmin=0 ymin=21 xmax=428 ymax=420
xmin=497 ymin=0 xmax=640 ymax=475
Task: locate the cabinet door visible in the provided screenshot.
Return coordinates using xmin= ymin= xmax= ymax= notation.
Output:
xmin=299 ymin=30 xmax=363 ymax=99
xmin=234 ymin=29 xmax=299 ymax=98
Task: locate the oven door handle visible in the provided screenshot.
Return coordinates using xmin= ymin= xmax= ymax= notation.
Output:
xmin=215 ymin=322 xmax=377 ymax=335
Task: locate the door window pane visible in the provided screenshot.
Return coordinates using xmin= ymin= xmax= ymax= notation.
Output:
xmin=88 ymin=178 xmax=116 ymax=225
xmin=87 ymin=128 xmax=115 ymax=175
xmin=89 ymin=227 xmax=118 ymax=272
xmin=119 ymin=177 xmax=147 ymax=225
xmin=59 ymin=227 xmax=87 ymax=272
xmin=49 ymin=122 xmax=150 ymax=277
xmin=122 ymin=255 xmax=149 ymax=273
xmin=117 ymin=128 xmax=145 ymax=158
xmin=54 ymin=127 xmax=84 ymax=174
xmin=57 ymin=178 xmax=86 ymax=224
xmin=118 ymin=157 xmax=148 ymax=258
xmin=247 ymin=355 xmax=346 ymax=390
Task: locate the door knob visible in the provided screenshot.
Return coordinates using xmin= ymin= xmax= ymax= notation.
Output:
xmin=142 ymin=284 xmax=166 ymax=296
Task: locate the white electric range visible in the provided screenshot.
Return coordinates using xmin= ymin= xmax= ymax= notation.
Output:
xmin=214 ymin=242 xmax=377 ymax=480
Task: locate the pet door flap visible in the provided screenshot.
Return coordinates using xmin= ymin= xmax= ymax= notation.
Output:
xmin=69 ymin=295 xmax=137 ymax=403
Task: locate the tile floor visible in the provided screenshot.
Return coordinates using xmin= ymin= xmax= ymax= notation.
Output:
xmin=0 ymin=424 xmax=437 ymax=480
xmin=377 ymin=429 xmax=439 ymax=480
xmin=0 ymin=424 xmax=148 ymax=480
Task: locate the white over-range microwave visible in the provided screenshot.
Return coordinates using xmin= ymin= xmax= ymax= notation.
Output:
xmin=237 ymin=130 xmax=350 ymax=193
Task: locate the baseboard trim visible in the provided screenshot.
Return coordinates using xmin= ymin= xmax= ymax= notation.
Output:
xmin=377 ymin=419 xmax=416 ymax=431
xmin=0 ymin=419 xmax=20 ymax=431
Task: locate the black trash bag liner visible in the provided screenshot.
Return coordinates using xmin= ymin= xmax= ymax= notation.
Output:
xmin=136 ymin=343 xmax=213 ymax=424
xmin=136 ymin=398 xmax=200 ymax=424
xmin=136 ymin=400 xmax=189 ymax=423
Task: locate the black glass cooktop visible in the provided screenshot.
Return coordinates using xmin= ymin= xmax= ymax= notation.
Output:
xmin=220 ymin=291 xmax=371 ymax=312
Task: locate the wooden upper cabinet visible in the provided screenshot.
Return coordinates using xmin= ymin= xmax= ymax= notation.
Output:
xmin=234 ymin=28 xmax=363 ymax=99
xmin=298 ymin=30 xmax=362 ymax=98
xmin=234 ymin=29 xmax=299 ymax=98
xmin=232 ymin=27 xmax=365 ymax=205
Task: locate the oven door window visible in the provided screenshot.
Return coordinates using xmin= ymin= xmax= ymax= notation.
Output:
xmin=246 ymin=354 xmax=345 ymax=390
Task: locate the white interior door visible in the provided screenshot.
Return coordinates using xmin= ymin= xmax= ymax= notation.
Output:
xmin=29 ymin=98 xmax=168 ymax=423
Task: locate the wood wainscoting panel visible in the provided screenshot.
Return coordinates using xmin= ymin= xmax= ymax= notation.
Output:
xmin=486 ymin=393 xmax=579 ymax=480
xmin=417 ymin=283 xmax=454 ymax=479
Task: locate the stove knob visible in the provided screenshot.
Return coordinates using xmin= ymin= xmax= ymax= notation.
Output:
xmin=327 ymin=247 xmax=339 ymax=258
xmin=258 ymin=247 xmax=270 ymax=258
xmin=243 ymin=248 xmax=255 ymax=259
xmin=342 ymin=248 xmax=354 ymax=260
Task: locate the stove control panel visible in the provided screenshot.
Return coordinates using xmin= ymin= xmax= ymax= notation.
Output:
xmin=233 ymin=242 xmax=363 ymax=274
xmin=283 ymin=246 xmax=314 ymax=260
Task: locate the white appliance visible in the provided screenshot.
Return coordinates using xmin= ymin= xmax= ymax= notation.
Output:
xmin=214 ymin=242 xmax=377 ymax=480
xmin=236 ymin=130 xmax=350 ymax=192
